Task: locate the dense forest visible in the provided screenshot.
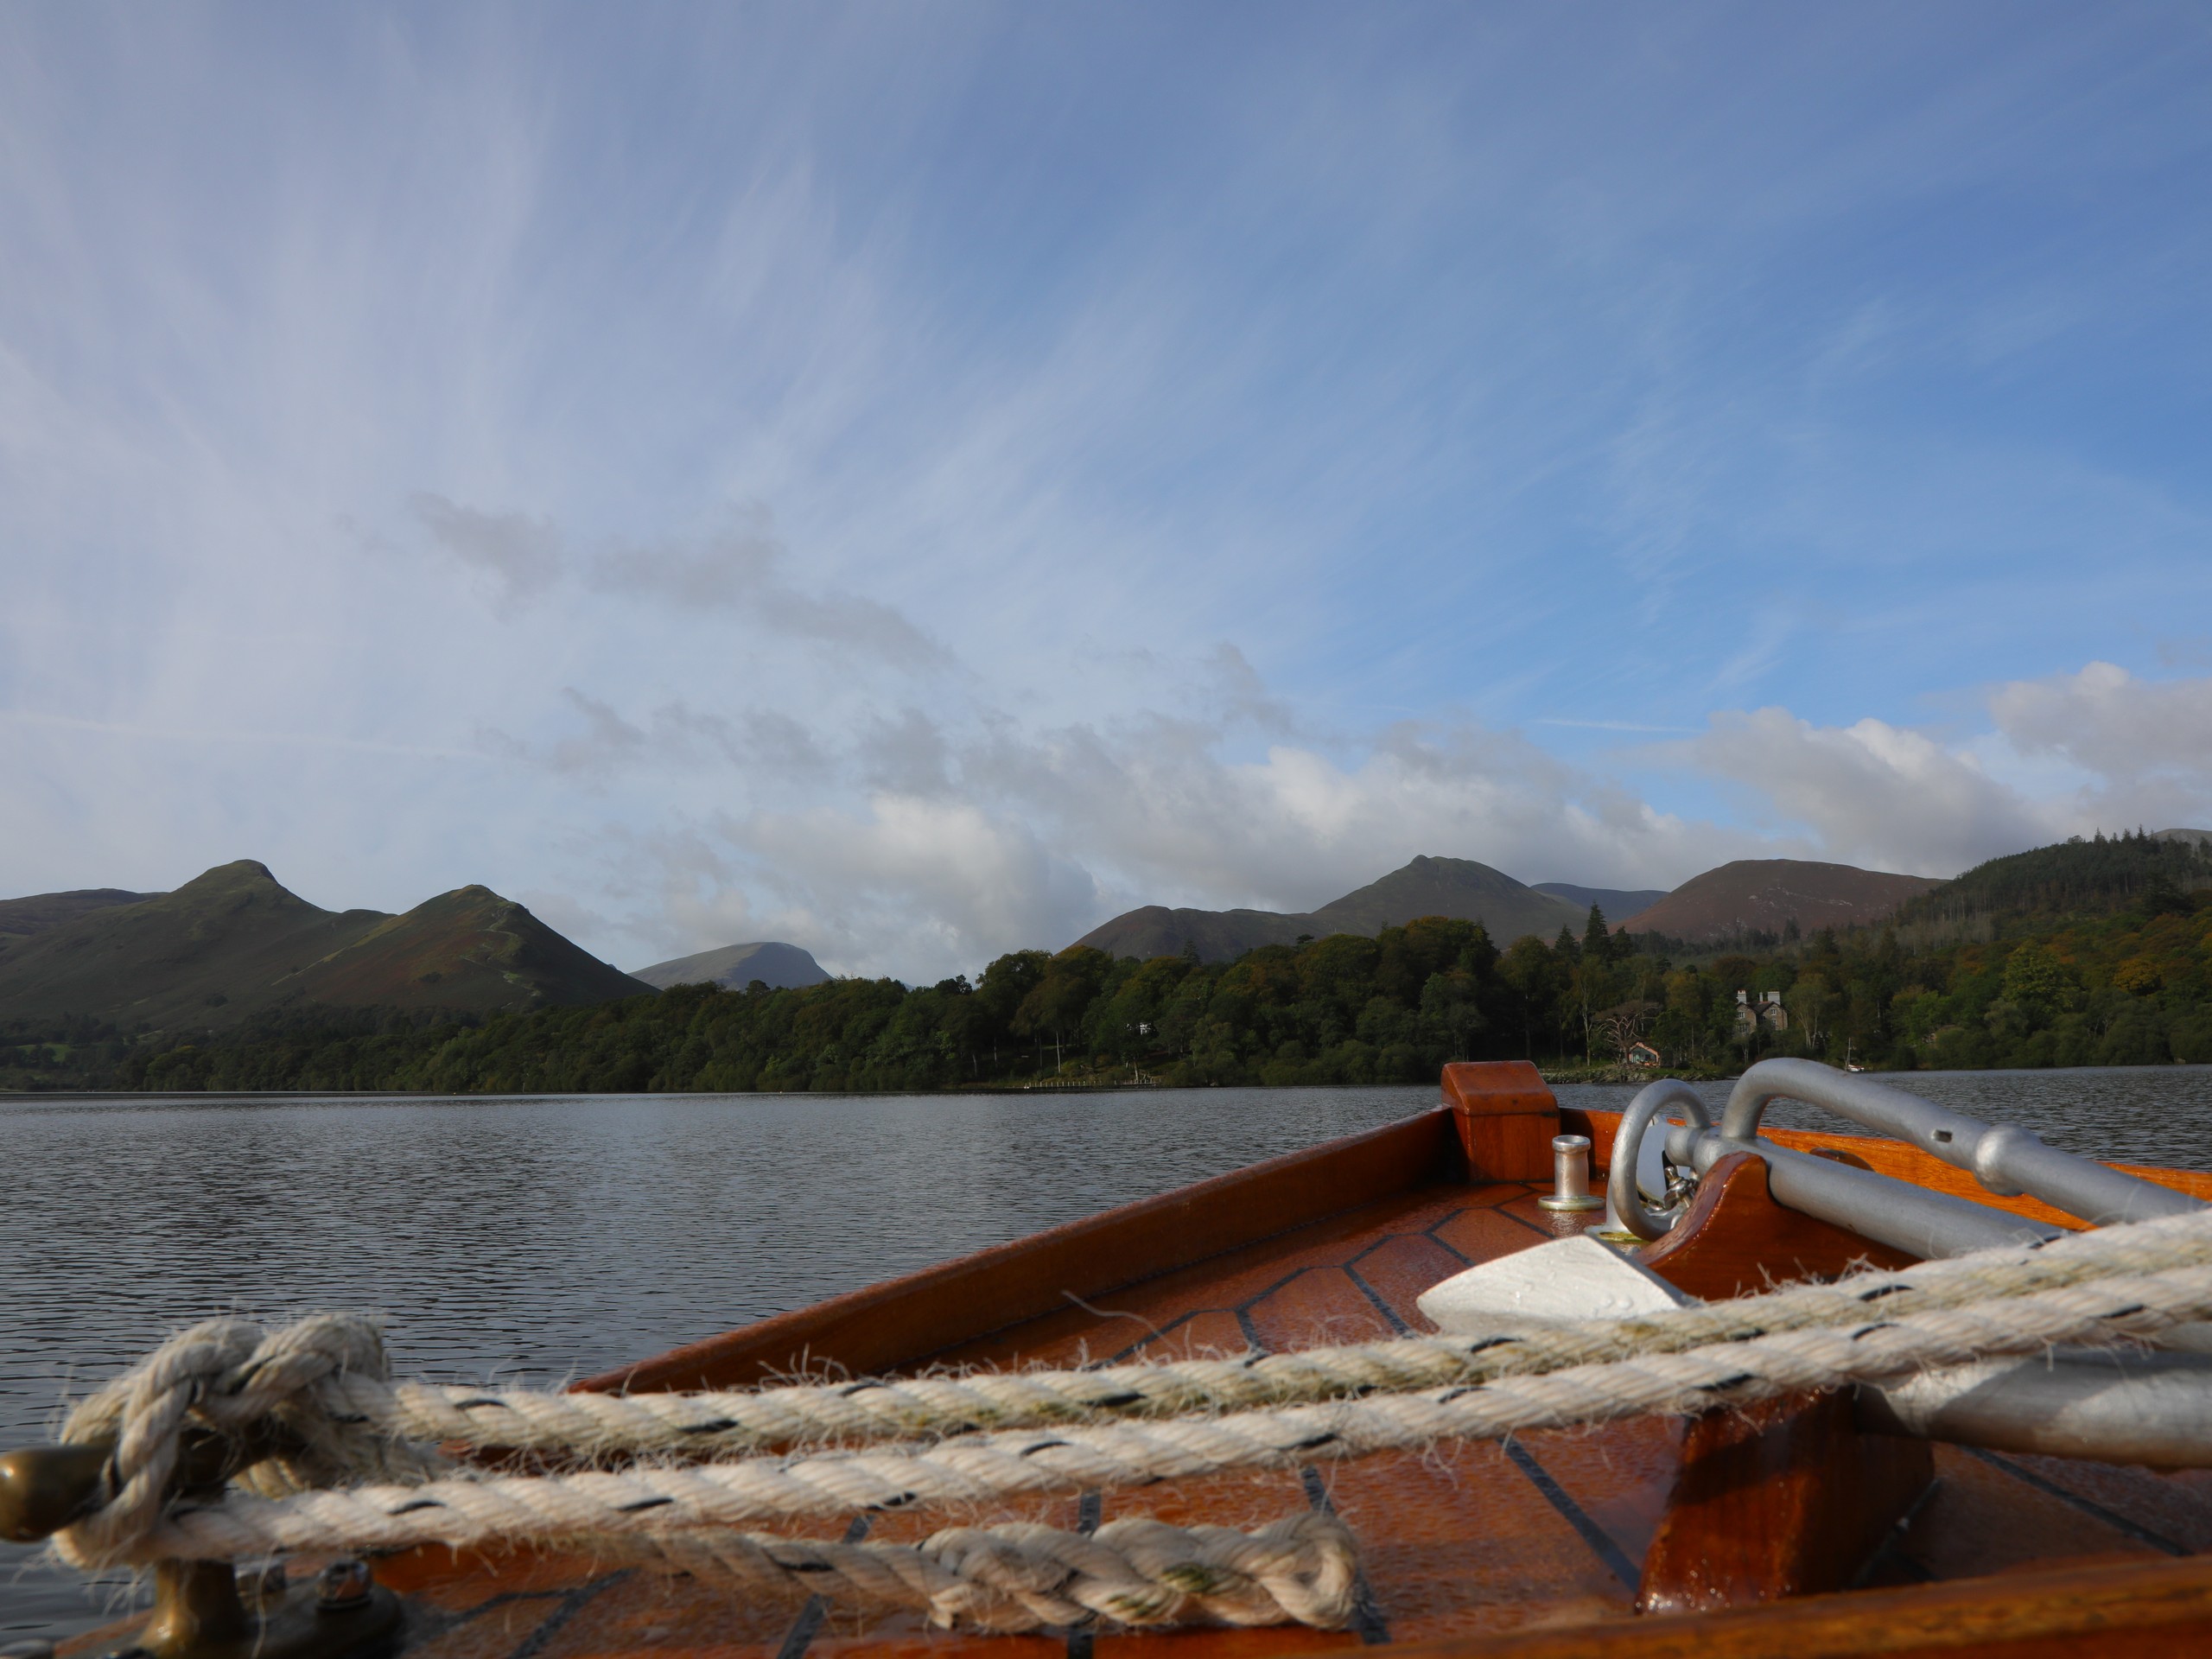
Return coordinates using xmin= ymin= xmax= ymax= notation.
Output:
xmin=6 ymin=831 xmax=2210 ymax=1094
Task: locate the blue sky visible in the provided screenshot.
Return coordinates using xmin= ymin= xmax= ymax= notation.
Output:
xmin=4 ymin=2 xmax=2210 ymax=981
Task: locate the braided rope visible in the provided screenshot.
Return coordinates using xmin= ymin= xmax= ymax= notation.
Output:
xmin=60 ymin=1213 xmax=2212 ymax=1567
xmin=632 ymin=1513 xmax=1357 ymax=1631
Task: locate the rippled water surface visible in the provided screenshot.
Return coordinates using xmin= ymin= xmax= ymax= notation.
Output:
xmin=5 ymin=1069 xmax=2208 ymax=1640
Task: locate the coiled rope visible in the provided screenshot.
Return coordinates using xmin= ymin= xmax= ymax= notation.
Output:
xmin=47 ymin=1207 xmax=2212 ymax=1630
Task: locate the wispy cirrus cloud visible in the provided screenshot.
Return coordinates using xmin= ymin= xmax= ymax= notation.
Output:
xmin=414 ymin=494 xmax=950 ymax=669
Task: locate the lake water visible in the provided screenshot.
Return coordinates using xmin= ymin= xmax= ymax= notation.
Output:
xmin=5 ymin=1067 xmax=2209 ymax=1643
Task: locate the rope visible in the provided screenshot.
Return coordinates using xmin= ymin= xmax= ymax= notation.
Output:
xmin=54 ymin=1206 xmax=2212 ymax=1569
xmin=76 ymin=1202 xmax=2212 ymax=1478
xmin=622 ymin=1514 xmax=1357 ymax=1632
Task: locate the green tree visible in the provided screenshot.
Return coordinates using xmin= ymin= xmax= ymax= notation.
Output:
xmin=2000 ymin=942 xmax=2072 ymax=1023
xmin=1012 ymin=946 xmax=1112 ymax=1072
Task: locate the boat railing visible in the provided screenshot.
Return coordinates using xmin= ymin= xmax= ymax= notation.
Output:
xmin=1609 ymin=1058 xmax=2203 ymax=1257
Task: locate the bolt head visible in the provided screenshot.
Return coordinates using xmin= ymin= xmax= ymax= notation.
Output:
xmin=316 ymin=1557 xmax=374 ymax=1611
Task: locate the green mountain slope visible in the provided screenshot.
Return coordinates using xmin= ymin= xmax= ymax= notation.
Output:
xmin=1309 ymin=856 xmax=1586 ymax=940
xmin=1894 ymin=830 xmax=2212 ymax=931
xmin=0 ymin=861 xmax=385 ymax=1027
xmin=0 ymin=861 xmax=645 ymax=1031
xmin=0 ymin=887 xmax=164 ymax=941
xmin=1068 ymin=905 xmax=1313 ymax=963
xmin=296 ymin=886 xmax=651 ymax=1014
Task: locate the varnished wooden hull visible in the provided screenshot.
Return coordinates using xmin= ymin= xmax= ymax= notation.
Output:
xmin=80 ymin=1067 xmax=2212 ymax=1657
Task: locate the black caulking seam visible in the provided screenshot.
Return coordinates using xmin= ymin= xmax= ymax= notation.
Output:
xmin=509 ymin=1568 xmax=634 ymax=1659
xmin=1345 ymin=1264 xmax=1414 ymax=1336
xmin=1961 ymin=1445 xmax=2190 ymax=1556
xmin=1300 ymin=1465 xmax=1389 ymax=1644
xmin=774 ymin=1514 xmax=874 ymax=1659
xmin=1495 ymin=1202 xmax=1562 ymax=1241
xmin=1421 ymin=1213 xmax=1477 ymax=1264
xmin=1501 ymin=1438 xmax=1641 ymax=1588
xmin=1066 ymin=1492 xmax=1105 ymax=1659
xmin=1103 ymin=1306 xmax=1212 ymax=1366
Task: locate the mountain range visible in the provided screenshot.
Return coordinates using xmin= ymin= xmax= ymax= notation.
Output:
xmin=1075 ymin=853 xmax=1947 ymax=960
xmin=11 ymin=830 xmax=2202 ymax=1036
xmin=0 ymin=861 xmax=647 ymax=1031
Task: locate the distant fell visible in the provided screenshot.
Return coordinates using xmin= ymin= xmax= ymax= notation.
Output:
xmin=1624 ymin=858 xmax=1939 ymax=943
xmin=1531 ymin=882 xmax=1669 ymax=924
xmin=295 ymin=886 xmax=650 ymax=1014
xmin=0 ymin=887 xmax=164 ymax=939
xmin=1074 ymin=855 xmax=1586 ymax=962
xmin=1071 ymin=906 xmax=1313 ymax=963
xmin=0 ymin=860 xmax=646 ymax=1030
xmin=632 ymin=941 xmax=830 ymax=991
xmin=1307 ymin=856 xmax=1586 ymax=940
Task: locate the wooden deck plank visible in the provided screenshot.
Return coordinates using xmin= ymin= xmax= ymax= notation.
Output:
xmin=1323 ymin=1443 xmax=1636 ymax=1643
xmin=1382 ymin=1552 xmax=2212 ymax=1656
xmin=1892 ymin=1445 xmax=2169 ymax=1582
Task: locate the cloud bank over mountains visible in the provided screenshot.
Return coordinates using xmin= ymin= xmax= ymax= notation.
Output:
xmin=3 ymin=5 xmax=2209 ymax=981
xmin=480 ymin=588 xmax=2212 ymax=976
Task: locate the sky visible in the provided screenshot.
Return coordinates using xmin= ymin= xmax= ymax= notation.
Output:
xmin=3 ymin=2 xmax=2211 ymax=983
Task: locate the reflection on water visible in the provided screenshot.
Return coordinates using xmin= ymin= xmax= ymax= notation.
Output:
xmin=3 ymin=1068 xmax=2206 ymax=1639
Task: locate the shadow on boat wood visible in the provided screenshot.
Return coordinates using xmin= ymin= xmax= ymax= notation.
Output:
xmin=9 ymin=1058 xmax=2212 ymax=1656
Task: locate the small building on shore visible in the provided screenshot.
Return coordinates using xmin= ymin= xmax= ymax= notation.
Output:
xmin=1735 ymin=989 xmax=1789 ymax=1035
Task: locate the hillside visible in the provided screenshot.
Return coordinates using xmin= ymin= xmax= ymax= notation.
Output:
xmin=1074 ymin=855 xmax=1586 ymax=962
xmin=1071 ymin=906 xmax=1313 ymax=963
xmin=1894 ymin=830 xmax=2212 ymax=931
xmin=1531 ymin=881 xmax=1669 ymax=924
xmin=1307 ymin=856 xmax=1586 ymax=939
xmin=0 ymin=861 xmax=645 ymax=1031
xmin=632 ymin=940 xmax=830 ymax=991
xmin=0 ymin=887 xmax=163 ymax=940
xmin=1623 ymin=858 xmax=1939 ymax=943
xmin=293 ymin=886 xmax=650 ymax=1014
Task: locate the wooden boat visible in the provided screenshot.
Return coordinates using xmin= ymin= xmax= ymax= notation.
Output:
xmin=23 ymin=1060 xmax=2212 ymax=1657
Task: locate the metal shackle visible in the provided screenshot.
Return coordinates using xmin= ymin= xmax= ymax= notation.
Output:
xmin=1606 ymin=1078 xmax=1713 ymax=1242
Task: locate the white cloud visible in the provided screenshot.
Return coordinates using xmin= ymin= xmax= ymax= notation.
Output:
xmin=1668 ymin=666 xmax=2212 ymax=880
xmin=524 ymin=670 xmax=1779 ymax=978
xmin=1680 ymin=708 xmax=2050 ymax=876
xmin=1991 ymin=661 xmax=2212 ymax=788
xmin=724 ymin=795 xmax=1107 ymax=978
